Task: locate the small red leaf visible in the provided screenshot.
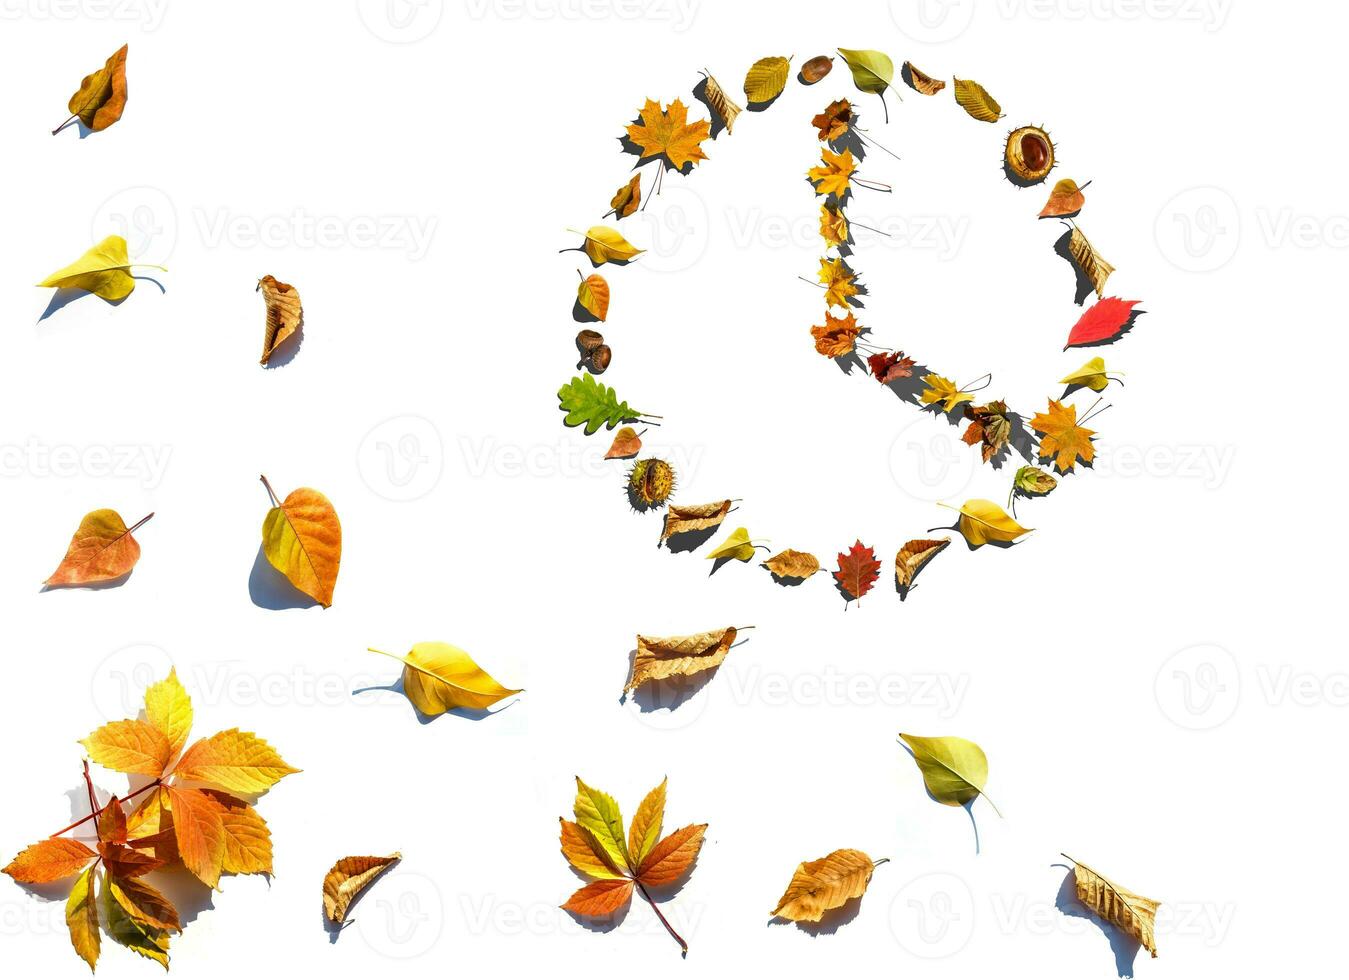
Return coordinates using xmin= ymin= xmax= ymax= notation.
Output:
xmin=833 ymin=540 xmax=880 ymax=606
xmin=867 ymin=350 xmax=916 ymax=384
xmin=1064 ymin=297 xmax=1142 ymax=349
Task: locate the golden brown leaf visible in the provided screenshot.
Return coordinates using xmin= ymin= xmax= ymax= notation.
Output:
xmin=701 ymin=72 xmax=743 ymax=133
xmin=953 ymin=77 xmax=1002 ymax=122
xmin=743 ymin=55 xmax=790 ymax=103
xmin=807 ymin=146 xmax=856 ymax=197
xmin=811 ymin=99 xmax=852 ymax=142
xmin=762 ymin=549 xmax=820 ymax=580
xmin=811 ymin=311 xmax=859 ymax=357
xmin=322 ymin=853 xmax=401 ymax=924
xmin=1064 ymin=855 xmax=1161 ymax=957
xmin=895 ymin=538 xmax=950 ymax=593
xmin=660 ymin=500 xmax=731 ymax=540
xmin=257 ymin=275 xmax=303 ymax=365
xmin=1039 ymin=178 xmax=1086 ymax=219
xmin=3 ymin=838 xmax=95 ymax=883
xmin=819 ymin=203 xmax=848 ymax=248
xmin=1067 ymin=226 xmax=1115 ymax=298
xmin=902 ymin=61 xmax=945 ymax=95
xmin=625 ymin=628 xmax=739 ymax=694
xmin=626 ymin=98 xmax=710 ymax=169
xmin=636 ymin=824 xmax=706 ymax=886
xmin=604 ymin=425 xmax=643 ymax=459
xmin=609 ymin=175 xmax=640 ymax=219
xmin=60 ymin=44 xmax=128 ymax=133
xmin=44 ymin=509 xmax=151 ymax=587
xmin=577 ymin=272 xmax=610 ymax=321
xmin=1030 ymin=399 xmax=1096 ymax=472
xmin=260 ymin=476 xmax=341 ymax=607
xmin=772 ymin=849 xmax=881 ymax=923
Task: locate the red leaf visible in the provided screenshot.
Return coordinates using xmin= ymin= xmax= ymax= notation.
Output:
xmin=833 ymin=540 xmax=880 ymax=605
xmin=1064 ymin=297 xmax=1142 ymax=349
xmin=867 ymin=350 xmax=916 ymax=384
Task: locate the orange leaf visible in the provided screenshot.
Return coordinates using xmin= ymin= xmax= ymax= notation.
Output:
xmin=559 ymin=818 xmax=624 ymax=880
xmin=61 ymin=44 xmax=127 ymax=133
xmin=44 ymin=509 xmax=152 ymax=587
xmin=637 ymin=824 xmax=706 ymax=887
xmin=1030 ymin=400 xmax=1096 ymax=472
xmin=807 ymin=146 xmax=855 ymax=197
xmin=562 ymin=878 xmax=635 ymax=917
xmin=834 ymin=540 xmax=880 ymax=605
xmin=260 ymin=476 xmax=342 ymax=607
xmin=810 ymin=311 xmax=859 ymax=358
xmin=174 ymin=728 xmax=299 ymax=795
xmin=165 ymin=786 xmax=226 ymax=889
xmin=97 ymin=795 xmax=127 ymax=844
xmin=3 ymin=837 xmax=95 ymax=883
xmin=626 ymin=98 xmax=710 ymax=170
xmin=811 ymin=99 xmax=852 ymax=141
xmin=203 ymin=791 xmax=273 ymax=875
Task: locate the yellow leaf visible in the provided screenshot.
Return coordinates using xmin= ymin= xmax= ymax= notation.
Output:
xmin=898 ymin=733 xmax=1000 ymax=813
xmin=165 ymin=786 xmax=225 ymax=888
xmin=661 ymin=500 xmax=731 ymax=541
xmin=743 ymin=55 xmax=790 ymax=103
xmin=920 ymin=374 xmax=974 ymax=413
xmin=173 ymin=728 xmax=299 ymax=794
xmin=257 ymin=275 xmax=303 ymax=365
xmin=626 ymin=628 xmax=739 ymax=694
xmin=701 ymin=71 xmax=743 ymax=132
xmin=102 ymin=884 xmax=171 ymax=967
xmin=367 ymin=642 xmax=522 ymax=715
xmin=627 ymin=778 xmax=667 ymax=870
xmin=578 ymin=225 xmax=643 ymax=265
xmin=706 ymin=526 xmax=757 ymax=562
xmin=1063 ymin=855 xmax=1161 ymax=958
xmin=66 ymin=865 xmax=101 ymax=971
xmin=260 ymin=476 xmax=342 ymax=607
xmin=1060 ymin=356 xmax=1110 ymax=392
xmin=953 ymin=77 xmax=1003 ymax=122
xmin=609 ymin=175 xmax=640 ymax=218
xmin=837 ymin=48 xmax=894 ymax=96
xmin=80 ymin=720 xmax=171 ymax=777
xmin=322 ymin=853 xmax=401 ymax=924
xmin=559 ymin=818 xmax=624 ymax=880
xmin=949 ymin=499 xmax=1031 ymax=547
xmin=1067 ymin=226 xmax=1115 ymax=298
xmin=573 ymin=777 xmax=628 ymax=871
xmin=577 ymin=272 xmax=609 ymax=321
xmin=819 ymin=203 xmax=848 ymax=248
xmin=818 ymin=256 xmax=859 ymax=308
xmin=807 ymin=146 xmax=856 ymax=198
xmin=761 ymin=549 xmax=820 ymax=580
xmin=37 ymin=235 xmax=163 ymax=302
xmin=143 ymin=668 xmax=192 ymax=758
xmin=206 ymin=792 xmax=273 ymax=875
xmin=771 ymin=848 xmax=882 ymax=922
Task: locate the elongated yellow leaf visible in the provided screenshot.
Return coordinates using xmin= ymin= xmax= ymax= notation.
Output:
xmin=706 ymin=526 xmax=757 ymax=562
xmin=627 ymin=778 xmax=667 ymax=869
xmin=702 ymin=71 xmax=742 ymax=132
xmin=173 ymin=729 xmax=299 ymax=794
xmin=837 ymin=48 xmax=895 ymax=96
xmin=953 ymin=77 xmax=1002 ymax=122
xmin=772 ymin=848 xmax=881 ymax=922
xmin=560 ymin=818 xmax=624 ymax=880
xmin=66 ymin=865 xmax=101 ymax=970
xmin=143 ymin=668 xmax=192 ymax=758
xmin=322 ymin=853 xmax=401 ymax=924
xmin=37 ymin=235 xmax=163 ymax=302
xmin=369 ymin=642 xmax=521 ymax=715
xmin=898 ymin=733 xmax=1000 ymax=813
xmin=1063 ymin=854 xmax=1161 ymax=957
xmin=580 ymin=226 xmax=643 ymax=265
xmin=626 ymin=628 xmax=739 ymax=693
xmin=573 ymin=777 xmax=628 ymax=870
xmin=949 ymin=499 xmax=1030 ymax=547
xmin=743 ymin=56 xmax=790 ymax=103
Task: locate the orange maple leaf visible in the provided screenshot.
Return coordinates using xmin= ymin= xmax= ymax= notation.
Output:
xmin=1030 ymin=399 xmax=1096 ymax=472
xmin=626 ymin=98 xmax=710 ymax=170
xmin=812 ymin=99 xmax=852 ymax=142
xmin=810 ymin=311 xmax=859 ymax=357
xmin=807 ymin=146 xmax=856 ymax=198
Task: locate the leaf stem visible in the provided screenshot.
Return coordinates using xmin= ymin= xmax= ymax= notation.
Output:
xmin=259 ymin=474 xmax=280 ymax=508
xmin=48 ymin=778 xmax=161 ymax=839
xmin=366 ymin=647 xmax=405 ymax=664
xmin=51 ymin=113 xmax=77 ymax=136
xmin=125 ymin=512 xmax=155 ymax=535
xmin=636 ymin=881 xmax=687 ymax=953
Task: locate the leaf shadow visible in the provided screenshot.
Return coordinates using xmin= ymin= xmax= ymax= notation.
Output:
xmin=660 ymin=525 xmax=719 ymax=554
xmin=40 ymin=570 xmax=135 ymax=593
xmin=562 ymin=900 xmax=633 ymax=935
xmin=247 ymin=545 xmax=321 ymax=610
xmin=768 ymin=893 xmax=866 ymax=935
xmin=350 ymin=674 xmax=514 ymax=725
xmin=37 ymin=287 xmax=123 ymax=322
xmin=262 ymin=321 xmax=303 ymax=369
xmin=621 ymin=652 xmax=718 ymax=713
xmin=1053 ymin=863 xmax=1143 ymax=977
xmin=572 ymin=297 xmax=602 ymax=324
xmin=1053 ymin=229 xmax=1096 ymax=306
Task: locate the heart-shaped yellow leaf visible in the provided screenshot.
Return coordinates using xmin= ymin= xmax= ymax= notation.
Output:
xmin=368 ymin=643 xmax=521 ymax=715
xmin=259 ymin=476 xmax=341 ymax=607
xmin=38 ymin=235 xmax=163 ymax=302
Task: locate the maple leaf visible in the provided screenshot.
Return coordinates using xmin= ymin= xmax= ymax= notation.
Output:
xmin=818 ymin=256 xmax=860 ymax=308
xmin=811 ymin=98 xmax=852 ymax=141
xmin=559 ymin=777 xmax=706 ymax=952
xmin=920 ymin=374 xmax=974 ymax=413
xmin=259 ymin=475 xmax=342 ymax=607
xmin=810 ymin=311 xmax=859 ymax=358
xmin=1030 ymin=399 xmax=1096 ymax=472
xmin=962 ymin=400 xmax=1012 ymax=464
xmin=1064 ymin=297 xmax=1142 ymax=349
xmin=807 ymin=146 xmax=856 ymax=198
xmin=626 ymin=98 xmax=710 ymax=170
xmin=867 ymin=350 xmax=915 ymax=384
xmin=820 ymin=203 xmax=848 ymax=248
xmin=834 ymin=540 xmax=880 ymax=606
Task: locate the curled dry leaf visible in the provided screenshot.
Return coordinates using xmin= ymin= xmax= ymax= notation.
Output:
xmin=834 ymin=540 xmax=880 ymax=605
xmin=604 ymin=426 xmax=643 ymax=459
xmin=701 ymin=71 xmax=742 ymax=133
xmin=800 ymin=55 xmax=833 ymax=84
xmin=58 ymin=43 xmax=128 ymax=133
xmin=706 ymin=526 xmax=758 ymax=562
xmin=898 ymin=733 xmax=1000 ymax=814
xmin=949 ymin=499 xmax=1031 ymax=547
xmin=259 ymin=475 xmax=342 ymax=607
xmin=1067 ymin=226 xmax=1115 ymax=299
xmin=901 ymin=60 xmax=945 ymax=95
xmin=577 ymin=226 xmax=643 ymax=265
xmin=811 ymin=99 xmax=852 ymax=142
xmin=1039 ymin=178 xmax=1087 ymax=219
xmin=1030 ymin=400 xmax=1096 ymax=473
xmin=867 ymin=350 xmax=915 ymax=384
xmin=743 ymin=55 xmax=790 ymax=103
xmin=257 ymin=275 xmax=303 ymax=364
xmin=367 ymin=643 xmax=521 ymax=715
xmin=761 ymin=549 xmax=820 ymax=581
xmin=610 ymin=175 xmax=640 ymax=219
xmin=894 ymin=538 xmax=949 ymax=595
xmin=1062 ymin=855 xmax=1160 ymax=958
xmin=626 ymin=98 xmax=710 ymax=169
xmin=1060 ymin=356 xmax=1111 ymax=392
xmin=661 ymin=499 xmax=731 ymax=540
xmin=577 ymin=273 xmax=610 ymax=321
xmin=1013 ymin=465 xmax=1058 ymax=497
xmin=811 ymin=311 xmax=859 ymax=358
xmin=44 ymin=509 xmax=152 ymax=587
xmin=953 ymin=77 xmax=1003 ymax=122
xmin=38 ymin=235 xmax=162 ymax=302
xmin=625 ymin=628 xmax=739 ymax=694
xmin=322 ymin=853 xmax=401 ymax=924
xmin=1064 ymin=297 xmax=1142 ymax=349
xmin=771 ymin=848 xmax=882 ymax=923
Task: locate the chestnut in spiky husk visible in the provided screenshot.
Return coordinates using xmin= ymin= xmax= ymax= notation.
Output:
xmin=1004 ymin=125 xmax=1055 ymax=186
xmin=627 ymin=457 xmax=675 ymax=510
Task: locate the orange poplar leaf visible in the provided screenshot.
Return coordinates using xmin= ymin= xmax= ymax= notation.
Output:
xmin=259 ymin=476 xmax=342 ymax=607
xmin=44 ymin=509 xmax=152 ymax=587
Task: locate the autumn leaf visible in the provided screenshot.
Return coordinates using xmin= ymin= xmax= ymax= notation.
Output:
xmin=626 ymin=98 xmax=710 ymax=169
xmin=961 ymin=400 xmax=1012 ymax=464
xmin=834 ymin=540 xmax=880 ymax=605
xmin=560 ymin=778 xmax=705 ymax=952
xmin=174 ymin=729 xmax=299 ymax=795
xmin=625 ymin=628 xmax=740 ymax=694
xmin=44 ymin=509 xmax=152 ymax=587
xmin=706 ymin=526 xmax=759 ymax=562
xmin=810 ymin=310 xmax=859 ymax=357
xmin=818 ymin=256 xmax=860 ymax=308
xmin=37 ymin=235 xmax=164 ymax=302
xmin=66 ymin=865 xmax=101 ymax=969
xmin=81 ymin=720 xmax=172 ymax=777
xmin=807 ymin=146 xmax=856 ymax=198
xmin=947 ymin=499 xmax=1031 ymax=547
xmin=3 ymin=838 xmax=95 ymax=883
xmin=609 ymin=175 xmax=640 ymax=219
xmin=901 ymin=61 xmax=945 ymax=95
xmin=701 ymin=71 xmax=742 ymax=132
xmin=164 ymin=785 xmax=226 ymax=888
xmin=144 ymin=668 xmax=193 ymax=758
xmin=800 ymin=55 xmax=833 ymax=84
xmin=811 ymin=99 xmax=852 ymax=141
xmin=867 ymin=350 xmax=915 ymax=384
xmin=761 ymin=549 xmax=820 ymax=581
xmin=366 ymin=642 xmax=521 ymax=715
xmin=323 ymin=854 xmax=401 ymax=924
xmin=771 ymin=849 xmax=884 ymax=923
xmin=1064 ymin=297 xmax=1142 ymax=349
xmin=1012 ymin=465 xmax=1057 ymax=498
xmin=898 ymin=733 xmax=1001 ymax=814
xmin=573 ymin=225 xmax=644 ymax=265
xmin=920 ymin=374 xmax=974 ymax=412
xmin=1066 ymin=226 xmax=1115 ymax=299
xmin=57 ymin=44 xmax=128 ymax=134
xmin=1030 ymin=399 xmax=1096 ymax=472
xmin=1039 ymin=178 xmax=1087 ymax=219
xmin=820 ymin=203 xmax=848 ymax=248
xmin=259 ymin=475 xmax=341 ymax=607
xmin=743 ymin=55 xmax=790 ymax=103
xmin=577 ymin=272 xmax=610 ymax=321
xmin=895 ymin=538 xmax=949 ymax=596
xmin=661 ymin=500 xmax=731 ymax=541
xmin=837 ymin=49 xmax=895 ymax=98
xmin=558 ymin=374 xmax=651 ymax=434
xmin=953 ymin=77 xmax=1002 ymax=122
xmin=258 ymin=275 xmax=303 ymax=364
xmin=1060 ymin=356 xmax=1114 ymax=392
xmin=1062 ymin=854 xmax=1161 ymax=958
xmin=605 ymin=425 xmax=643 ymax=459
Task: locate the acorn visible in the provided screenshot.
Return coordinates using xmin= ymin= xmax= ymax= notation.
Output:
xmin=576 ymin=329 xmax=612 ymax=374
xmin=1004 ymin=125 xmax=1055 ymax=186
xmin=627 ymin=457 xmax=675 ymax=510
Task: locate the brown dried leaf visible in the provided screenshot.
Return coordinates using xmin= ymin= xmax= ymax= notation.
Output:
xmin=702 ymin=71 xmax=743 ymax=133
xmin=771 ymin=848 xmax=880 ymax=922
xmin=761 ymin=549 xmax=820 ymax=581
xmin=895 ymin=538 xmax=950 ymax=595
xmin=901 ymin=61 xmax=945 ymax=95
xmin=258 ymin=275 xmax=302 ymax=365
xmin=1064 ymin=855 xmax=1161 ymax=958
xmin=660 ymin=500 xmax=731 ymax=541
xmin=322 ymin=853 xmax=401 ymax=924
xmin=625 ymin=628 xmax=739 ymax=694
xmin=1068 ymin=227 xmax=1115 ymax=298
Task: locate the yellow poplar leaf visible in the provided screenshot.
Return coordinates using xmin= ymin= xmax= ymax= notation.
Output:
xmin=898 ymin=733 xmax=1001 ymax=813
xmin=702 ymin=71 xmax=743 ymax=132
xmin=3 ymin=838 xmax=95 ymax=883
xmin=573 ymin=777 xmax=629 ymax=871
xmin=37 ymin=235 xmax=162 ymax=302
xmin=609 ymin=175 xmax=640 ymax=219
xmin=174 ymin=728 xmax=299 ymax=794
xmin=66 ymin=865 xmax=101 ymax=970
xmin=706 ymin=526 xmax=756 ymax=562
xmin=63 ymin=44 xmax=128 ymax=132
xmin=203 ymin=791 xmax=273 ymax=875
xmin=950 ymin=499 xmax=1031 ymax=547
xmin=580 ymin=225 xmax=643 ymax=265
xmin=260 ymin=476 xmax=342 ymax=607
xmin=772 ymin=849 xmax=881 ymax=922
xmin=143 ymin=668 xmax=192 ymax=758
xmin=165 ymin=786 xmax=226 ymax=889
xmin=626 ymin=628 xmax=739 ymax=694
xmin=577 ymin=272 xmax=610 ymax=321
xmin=837 ymin=48 xmax=895 ymax=97
xmin=661 ymin=499 xmax=731 ymax=540
xmin=920 ymin=374 xmax=975 ymax=413
xmin=627 ymin=778 xmax=667 ymax=870
xmin=368 ymin=642 xmax=522 ymax=715
xmin=1068 ymin=226 xmax=1115 ymax=298
xmin=761 ymin=549 xmax=820 ymax=580
xmin=895 ymin=538 xmax=950 ymax=593
xmin=81 ymin=719 xmax=172 ymax=777
xmin=1060 ymin=356 xmax=1110 ymax=392
xmin=1063 ymin=855 xmax=1161 ymax=957
xmin=257 ymin=275 xmax=303 ymax=364
xmin=323 ymin=853 xmax=401 ymax=924
xmin=43 ymin=509 xmax=151 ymax=587
xmin=743 ymin=55 xmax=790 ymax=103
xmin=953 ymin=77 xmax=1003 ymax=122
xmin=559 ymin=818 xmax=624 ymax=880
xmin=902 ymin=61 xmax=946 ymax=95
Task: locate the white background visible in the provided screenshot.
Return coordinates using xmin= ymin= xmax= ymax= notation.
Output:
xmin=0 ymin=1 xmax=1341 ymax=977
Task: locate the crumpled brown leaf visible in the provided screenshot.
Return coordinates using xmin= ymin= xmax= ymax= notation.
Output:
xmin=761 ymin=549 xmax=820 ymax=581
xmin=322 ymin=853 xmax=401 ymax=924
xmin=660 ymin=500 xmax=731 ymax=541
xmin=258 ymin=275 xmax=302 ymax=365
xmin=1063 ymin=854 xmax=1161 ymax=958
xmin=625 ymin=628 xmax=739 ymax=694
xmin=895 ymin=538 xmax=949 ymax=595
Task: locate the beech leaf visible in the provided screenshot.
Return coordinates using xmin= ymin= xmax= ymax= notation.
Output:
xmin=625 ymin=628 xmax=740 ymax=694
xmin=895 ymin=538 xmax=949 ymax=596
xmin=257 ymin=275 xmax=303 ymax=364
xmin=1062 ymin=854 xmax=1161 ymax=958
xmin=953 ymin=77 xmax=1002 ymax=122
xmin=701 ymin=71 xmax=743 ymax=132
xmin=322 ymin=853 xmax=402 ymax=924
xmin=743 ymin=56 xmax=790 ymax=103
xmin=661 ymin=500 xmax=731 ymax=540
xmin=901 ymin=61 xmax=946 ymax=95
xmin=761 ymin=549 xmax=820 ymax=581
xmin=771 ymin=848 xmax=883 ymax=923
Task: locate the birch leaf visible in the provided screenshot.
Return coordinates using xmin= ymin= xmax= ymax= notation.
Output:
xmin=661 ymin=500 xmax=731 ymax=540
xmin=1062 ymin=855 xmax=1161 ymax=958
xmin=322 ymin=853 xmax=401 ymax=924
xmin=743 ymin=56 xmax=790 ymax=103
xmin=898 ymin=733 xmax=1000 ymax=813
xmin=625 ymin=628 xmax=739 ymax=694
xmin=706 ymin=526 xmax=756 ymax=562
xmin=577 ymin=226 xmax=643 ymax=265
xmin=367 ymin=642 xmax=521 ymax=715
xmin=894 ymin=538 xmax=949 ymax=595
xmin=953 ymin=77 xmax=1002 ymax=122
xmin=771 ymin=848 xmax=881 ymax=923
xmin=701 ymin=72 xmax=743 ymax=132
xmin=259 ymin=476 xmax=341 ymax=607
xmin=1068 ymin=227 xmax=1115 ymax=298
xmin=950 ymin=499 xmax=1030 ymax=547
xmin=257 ymin=275 xmax=303 ymax=364
xmin=762 ymin=549 xmax=820 ymax=581
xmin=37 ymin=235 xmax=161 ymax=302
xmin=44 ymin=509 xmax=151 ymax=587
xmin=901 ymin=61 xmax=945 ymax=95
xmin=837 ymin=49 xmax=895 ymax=96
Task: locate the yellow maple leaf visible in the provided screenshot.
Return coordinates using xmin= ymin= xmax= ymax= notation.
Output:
xmin=626 ymin=98 xmax=710 ymax=170
xmin=1030 ymin=399 xmax=1096 ymax=472
xmin=807 ymin=146 xmax=856 ymax=198
xmin=820 ymin=203 xmax=848 ymax=248
xmin=920 ymin=374 xmax=974 ymax=412
xmin=818 ymin=256 xmax=859 ymax=308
